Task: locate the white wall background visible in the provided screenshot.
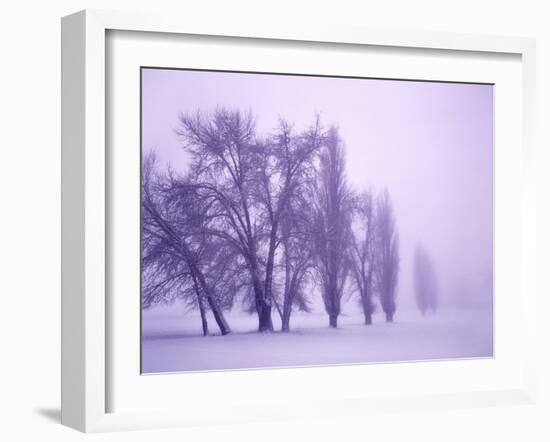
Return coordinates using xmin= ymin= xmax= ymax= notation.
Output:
xmin=0 ymin=1 xmax=548 ymax=441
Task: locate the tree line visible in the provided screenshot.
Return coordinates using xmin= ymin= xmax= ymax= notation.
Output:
xmin=142 ymin=108 xmax=403 ymax=335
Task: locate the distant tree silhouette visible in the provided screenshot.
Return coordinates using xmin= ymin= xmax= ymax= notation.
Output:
xmin=413 ymin=243 xmax=438 ymax=315
xmin=349 ymin=190 xmax=377 ymax=325
xmin=375 ymin=188 xmax=400 ymax=322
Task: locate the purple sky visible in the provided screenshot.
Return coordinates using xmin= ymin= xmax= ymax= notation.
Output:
xmin=142 ymin=68 xmax=493 ymax=310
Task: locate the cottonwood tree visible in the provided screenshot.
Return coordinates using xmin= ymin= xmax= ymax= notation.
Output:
xmin=176 ymin=109 xmax=323 ymax=332
xmin=254 ymin=118 xmax=323 ymax=329
xmin=413 ymin=243 xmax=438 ymax=315
xmin=141 ymin=154 xmax=232 ymax=335
xmin=312 ymin=127 xmax=352 ymax=328
xmin=142 ymin=155 xmax=212 ymax=332
xmin=349 ymin=190 xmax=377 ymax=325
xmin=375 ymin=188 xmax=400 ymax=322
xmin=278 ymin=191 xmax=315 ymax=332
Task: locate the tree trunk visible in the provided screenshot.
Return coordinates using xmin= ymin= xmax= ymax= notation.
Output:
xmin=252 ymin=281 xmax=273 ymax=333
xmin=326 ymin=278 xmax=340 ymax=328
xmin=361 ymin=290 xmax=372 ymax=326
xmin=364 ymin=311 xmax=372 ymax=325
xmin=281 ymin=243 xmax=292 ymax=333
xmin=194 ymin=268 xmax=231 ymax=335
xmin=281 ymin=313 xmax=290 ymax=332
xmin=258 ymin=300 xmax=273 ymax=332
xmin=191 ymin=274 xmax=209 ymax=336
xmin=197 ymin=294 xmax=209 ymax=336
xmin=281 ymin=289 xmax=295 ymax=332
xmin=263 ymin=222 xmax=279 ymax=321
xmin=207 ymin=296 xmax=231 ymax=335
xmin=281 ymin=299 xmax=292 ymax=332
xmin=248 ymin=258 xmax=274 ymax=333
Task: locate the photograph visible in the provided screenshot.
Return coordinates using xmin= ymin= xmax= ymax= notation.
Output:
xmin=140 ymin=67 xmax=494 ymax=374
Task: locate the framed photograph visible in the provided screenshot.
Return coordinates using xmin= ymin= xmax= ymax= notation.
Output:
xmin=61 ymin=9 xmax=537 ymax=432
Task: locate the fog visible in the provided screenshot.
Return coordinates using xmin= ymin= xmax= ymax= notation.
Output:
xmin=141 ymin=68 xmax=493 ymax=314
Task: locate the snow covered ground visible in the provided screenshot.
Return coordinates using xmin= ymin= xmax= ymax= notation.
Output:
xmin=141 ymin=304 xmax=493 ymax=374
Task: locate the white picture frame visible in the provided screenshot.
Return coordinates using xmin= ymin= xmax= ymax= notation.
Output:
xmin=61 ymin=9 xmax=537 ymax=433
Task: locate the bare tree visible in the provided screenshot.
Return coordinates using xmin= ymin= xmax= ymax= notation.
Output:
xmin=413 ymin=243 xmax=438 ymax=315
xmin=312 ymin=127 xmax=352 ymax=328
xmin=278 ymin=191 xmax=315 ymax=332
xmin=176 ymin=109 xmax=271 ymax=331
xmin=261 ymin=119 xmax=321 ymax=331
xmin=349 ymin=190 xmax=377 ymax=325
xmin=176 ymin=109 xmax=323 ymax=332
xmin=375 ymin=188 xmax=400 ymax=323
xmin=141 ymin=154 xmax=232 ymax=335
